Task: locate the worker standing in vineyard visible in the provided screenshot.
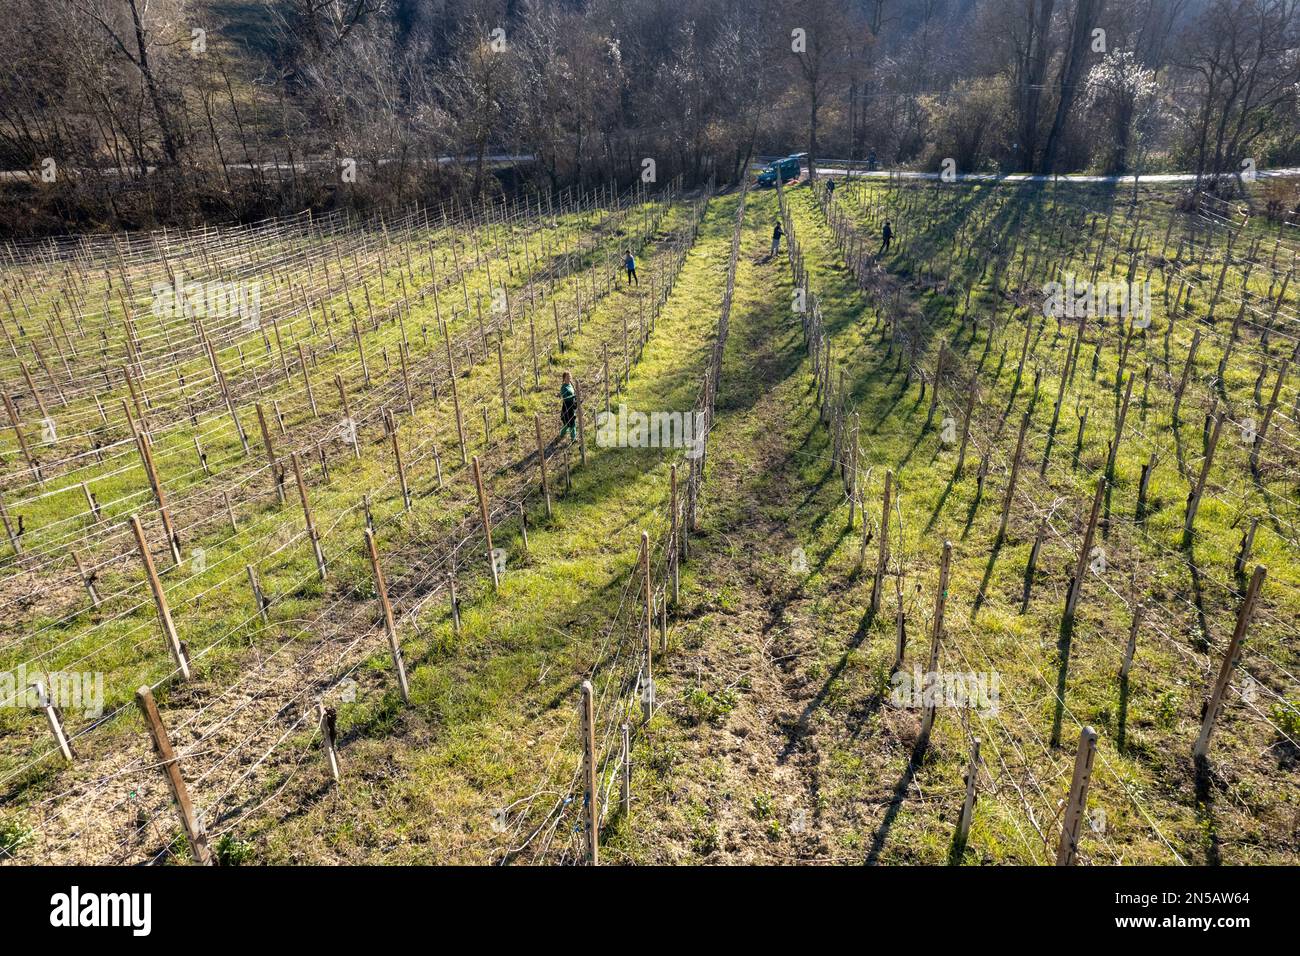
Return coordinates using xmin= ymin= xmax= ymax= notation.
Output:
xmin=878 ymin=219 xmax=893 ymax=255
xmin=624 ymin=249 xmax=638 ymax=286
xmin=559 ymin=371 xmax=578 ymax=441
xmin=771 ymin=221 xmax=783 ymax=257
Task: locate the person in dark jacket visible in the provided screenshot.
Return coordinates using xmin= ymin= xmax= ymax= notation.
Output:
xmin=771 ymin=222 xmax=783 ymax=257
xmin=559 ymin=371 xmax=578 ymax=441
xmin=879 ymin=219 xmax=893 ymax=254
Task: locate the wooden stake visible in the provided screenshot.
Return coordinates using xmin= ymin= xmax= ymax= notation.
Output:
xmin=533 ymin=413 xmax=551 ymax=517
xmin=291 ymin=452 xmax=327 ymax=580
xmin=334 ymin=373 xmax=360 ymax=460
xmin=1171 ymin=330 xmax=1200 ymax=424
xmin=620 ymin=721 xmax=632 ymax=816
xmin=317 ymin=701 xmax=340 ymax=783
xmin=4 ymin=392 xmax=41 ymax=484
xmin=472 ymin=456 xmax=498 ymax=590
xmin=1000 ymin=411 xmax=1030 ymax=539
xmin=670 ymin=464 xmax=680 ymax=606
xmin=1055 ymin=725 xmax=1098 ymax=866
xmin=134 ymin=432 xmax=181 ymax=566
xmin=447 ymin=570 xmax=461 ymax=636
xmin=1234 ymin=518 xmax=1259 ymax=579
xmin=1194 ymin=565 xmax=1266 ymax=763
xmin=444 ymin=322 xmax=467 ymax=464
xmin=580 ymin=679 xmax=598 ymax=865
xmin=33 ymin=680 xmax=74 ymax=763
xmin=255 ymin=403 xmax=285 ymax=504
xmin=1183 ymin=413 xmax=1222 ymax=547
xmin=0 ymin=493 xmax=21 ymax=556
xmin=135 ymin=686 xmax=212 ymax=865
xmin=953 ymin=736 xmax=980 ymax=858
xmin=246 ymin=564 xmax=269 ymax=624
xmin=364 ymin=528 xmax=411 ymax=704
xmin=72 ymin=550 xmax=101 ymax=608
xmin=640 ymin=531 xmax=654 ymax=720
xmin=1021 ymin=518 xmax=1047 ymax=613
xmin=918 ymin=540 xmax=952 ymax=750
xmin=391 ymin=419 xmax=411 ymax=511
xmin=869 ymin=470 xmax=893 ymax=614
xmin=1065 ymin=477 xmax=1105 ymax=624
xmin=130 ymin=514 xmax=190 ymax=680
xmin=298 ymin=342 xmax=318 ymax=416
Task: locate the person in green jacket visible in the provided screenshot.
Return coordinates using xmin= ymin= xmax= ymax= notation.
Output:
xmin=559 ymin=371 xmax=578 ymax=441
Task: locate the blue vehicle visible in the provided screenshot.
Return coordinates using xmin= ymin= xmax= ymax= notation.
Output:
xmin=756 ymin=154 xmax=803 ymax=187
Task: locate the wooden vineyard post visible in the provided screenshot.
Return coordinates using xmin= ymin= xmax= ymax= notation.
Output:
xmin=136 ymin=686 xmax=212 ymax=865
xmin=1000 ymin=412 xmax=1030 ymax=540
xmin=246 ymin=564 xmax=269 ymax=624
xmin=364 ymin=529 xmax=411 ymax=704
xmin=400 ymin=341 xmax=415 ymax=416
xmin=291 ymin=452 xmax=328 ymax=580
xmin=255 ymin=403 xmax=285 ymax=504
xmin=1064 ymin=477 xmax=1105 ymax=625
xmin=533 ymin=414 xmax=551 ymax=517
xmin=640 ymin=531 xmax=654 ymax=721
xmin=1194 ymin=565 xmax=1266 ymax=764
xmin=1121 ymin=601 xmax=1142 ymax=681
xmin=447 ymin=570 xmax=462 ymax=636
xmin=0 ymin=494 xmax=19 ymax=557
xmin=298 ymin=343 xmax=318 ymax=417
xmin=669 ymin=464 xmax=680 ymax=606
xmin=575 ymin=380 xmax=587 ymax=466
xmin=1171 ymin=331 xmax=1201 ymax=425
xmin=1183 ymin=412 xmax=1223 ymax=547
xmin=72 ymin=551 xmax=101 ymax=608
xmin=926 ymin=342 xmax=945 ymax=430
xmin=1021 ymin=518 xmax=1048 ymax=614
xmin=335 ymin=373 xmax=360 ymax=460
xmin=223 ymin=491 xmax=237 ymax=532
xmin=641 ymin=529 xmax=654 ymax=657
xmin=848 ymin=413 xmax=860 ymax=529
xmin=918 ymin=540 xmax=952 ymax=752
xmin=1251 ymin=359 xmax=1289 ymax=474
xmin=496 ymin=338 xmax=509 ymax=423
xmin=444 ymin=322 xmax=468 ymax=464
xmin=1234 ymin=518 xmax=1259 ymax=579
xmin=317 ymin=701 xmax=341 ymax=784
xmin=620 ymin=721 xmax=632 ymax=816
xmin=1105 ymin=373 xmax=1134 ymax=482
xmin=869 ymin=470 xmax=893 ymax=615
xmin=391 ymin=421 xmax=411 ymax=511
xmin=1055 ymin=725 xmax=1098 ymax=866
xmin=953 ymin=736 xmax=980 ymax=860
xmin=472 ymin=456 xmax=498 ymax=590
xmin=133 ymin=432 xmax=182 ymax=567
xmin=1136 ymin=452 xmax=1156 ymax=523
xmin=3 ymin=392 xmax=42 ymax=484
xmin=955 ymin=385 xmax=976 ymax=477
xmin=32 ymin=681 xmax=74 ymax=764
xmin=580 ymin=680 xmax=599 ymax=865
xmin=130 ymin=515 xmax=191 ymax=680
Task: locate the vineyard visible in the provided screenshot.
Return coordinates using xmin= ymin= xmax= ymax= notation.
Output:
xmin=0 ymin=171 xmax=1296 ymax=866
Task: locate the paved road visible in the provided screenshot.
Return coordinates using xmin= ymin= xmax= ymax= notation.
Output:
xmin=811 ymin=165 xmax=1300 ymax=184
